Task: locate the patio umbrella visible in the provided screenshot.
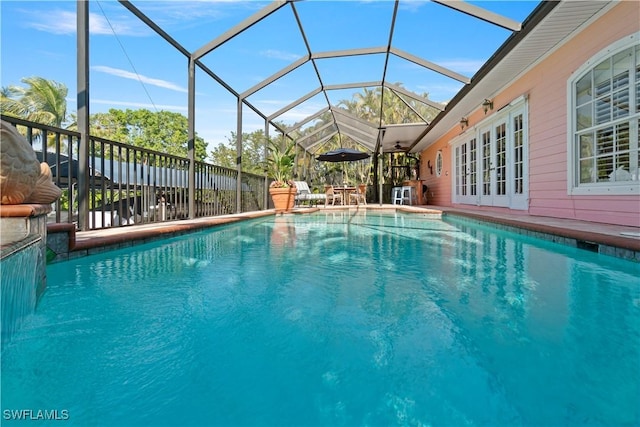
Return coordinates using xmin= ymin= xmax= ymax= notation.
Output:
xmin=316 ymin=147 xmax=370 ymax=162
xmin=317 ymin=148 xmax=371 ymax=186
xmin=35 ymin=151 xmax=111 ymax=188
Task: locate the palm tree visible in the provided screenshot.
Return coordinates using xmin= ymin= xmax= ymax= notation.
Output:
xmin=1 ymin=86 xmax=27 ymax=117
xmin=1 ymin=77 xmax=68 ymax=127
xmin=350 ymin=87 xmax=381 ymax=123
xmin=297 ymin=84 xmax=442 ymax=185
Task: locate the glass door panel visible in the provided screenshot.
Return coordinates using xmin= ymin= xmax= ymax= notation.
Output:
xmin=494 ymin=121 xmax=509 ymax=207
xmin=480 ymin=128 xmax=493 ymax=205
xmin=454 ymin=137 xmax=478 ymax=204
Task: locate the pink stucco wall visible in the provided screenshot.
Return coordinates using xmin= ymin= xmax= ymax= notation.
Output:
xmin=420 ymin=2 xmax=640 ymax=227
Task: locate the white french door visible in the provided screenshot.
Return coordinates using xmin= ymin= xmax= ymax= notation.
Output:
xmin=454 ymin=136 xmax=478 ymax=204
xmin=479 ymin=119 xmax=509 ymax=207
xmin=452 ymin=99 xmax=528 ymax=209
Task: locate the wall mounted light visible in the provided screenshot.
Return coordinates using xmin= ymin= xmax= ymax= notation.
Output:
xmin=460 ymin=117 xmax=469 ymax=130
xmin=482 ymin=98 xmax=494 ymax=114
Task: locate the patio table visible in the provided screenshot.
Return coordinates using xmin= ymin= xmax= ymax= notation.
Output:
xmin=333 ymin=186 xmax=356 ymax=205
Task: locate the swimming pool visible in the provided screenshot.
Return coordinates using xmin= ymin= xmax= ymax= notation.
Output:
xmin=2 ymin=211 xmax=639 ymax=426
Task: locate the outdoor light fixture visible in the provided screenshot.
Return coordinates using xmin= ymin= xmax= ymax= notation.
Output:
xmin=482 ymin=98 xmax=494 ymax=114
xmin=460 ymin=117 xmax=469 ymax=129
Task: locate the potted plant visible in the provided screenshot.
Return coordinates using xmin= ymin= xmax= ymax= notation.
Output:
xmin=266 ymin=140 xmax=296 ymax=213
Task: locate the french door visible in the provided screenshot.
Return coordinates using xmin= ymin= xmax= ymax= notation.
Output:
xmin=453 ymin=102 xmax=528 ymax=209
xmin=479 ymin=119 xmax=509 ymax=207
xmin=454 ymin=136 xmax=477 ymax=204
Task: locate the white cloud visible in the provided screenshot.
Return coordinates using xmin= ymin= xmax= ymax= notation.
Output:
xmin=397 ymin=0 xmax=428 ymax=13
xmin=108 ymin=1 xmax=269 ymax=34
xmin=435 ymin=59 xmax=485 ymax=75
xmin=26 ymin=10 xmax=149 ymax=37
xmin=87 ymin=12 xmax=149 ymax=36
xmin=254 ymin=99 xmax=294 ymax=106
xmin=394 ymin=57 xmax=482 ymax=76
xmin=27 ymin=10 xmax=76 ymax=35
xmin=91 ymin=98 xmax=187 ymax=112
xmin=92 ymin=66 xmax=188 ymax=93
xmin=260 ymin=49 xmax=301 ymax=62
xmin=137 ymin=1 xmax=265 ymax=21
xmin=415 ymin=83 xmax=463 ymax=103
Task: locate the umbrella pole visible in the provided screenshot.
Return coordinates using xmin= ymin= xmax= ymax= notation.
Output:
xmin=378 ymin=152 xmax=383 ymax=206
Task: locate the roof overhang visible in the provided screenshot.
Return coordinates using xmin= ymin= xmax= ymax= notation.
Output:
xmin=381 ymin=123 xmax=429 ymax=153
xmin=411 ymin=0 xmax=617 ymax=153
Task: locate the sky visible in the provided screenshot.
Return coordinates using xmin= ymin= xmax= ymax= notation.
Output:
xmin=0 ymin=0 xmax=541 ymax=156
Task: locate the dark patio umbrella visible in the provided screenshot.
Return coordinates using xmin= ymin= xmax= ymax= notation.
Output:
xmin=316 ymin=147 xmax=370 ymax=162
xmin=35 ymin=151 xmax=111 ymax=187
xmin=317 ymin=147 xmax=371 ymax=186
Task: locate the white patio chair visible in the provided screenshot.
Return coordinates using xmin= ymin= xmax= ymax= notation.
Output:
xmin=294 ymin=181 xmax=326 ymax=207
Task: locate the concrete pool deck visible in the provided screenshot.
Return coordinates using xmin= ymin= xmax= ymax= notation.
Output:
xmin=48 ymin=204 xmax=640 ymax=263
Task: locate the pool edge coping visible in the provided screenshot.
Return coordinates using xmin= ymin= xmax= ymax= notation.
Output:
xmin=441 ymin=210 xmax=640 ymax=262
xmin=47 ymin=206 xmax=640 ymax=263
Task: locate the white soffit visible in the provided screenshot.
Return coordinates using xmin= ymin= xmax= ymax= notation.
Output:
xmin=412 ymin=0 xmax=616 ymax=153
xmin=381 ymin=123 xmax=429 ymax=153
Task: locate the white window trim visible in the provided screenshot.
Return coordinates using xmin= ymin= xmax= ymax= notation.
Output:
xmin=567 ymin=32 xmax=640 ymax=196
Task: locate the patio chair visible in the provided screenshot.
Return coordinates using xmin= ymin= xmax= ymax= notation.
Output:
xmin=392 ymin=185 xmax=416 ymax=205
xmin=325 ymin=186 xmax=343 ymax=206
xmin=349 ymin=184 xmax=367 ymax=205
xmin=392 ymin=186 xmax=403 ymax=204
xmin=294 ymin=181 xmax=326 ymax=207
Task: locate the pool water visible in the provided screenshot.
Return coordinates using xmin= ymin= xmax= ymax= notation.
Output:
xmin=2 ymin=211 xmax=639 ymax=426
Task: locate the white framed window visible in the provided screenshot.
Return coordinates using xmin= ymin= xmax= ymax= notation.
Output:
xmin=568 ymin=33 xmax=640 ymax=195
xmin=435 ymin=150 xmax=443 ymax=177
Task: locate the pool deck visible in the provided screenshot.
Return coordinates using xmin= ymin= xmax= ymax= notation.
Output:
xmin=55 ymin=204 xmax=640 ymax=262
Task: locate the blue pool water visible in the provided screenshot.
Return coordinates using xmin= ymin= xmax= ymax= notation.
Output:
xmin=2 ymin=211 xmax=639 ymax=426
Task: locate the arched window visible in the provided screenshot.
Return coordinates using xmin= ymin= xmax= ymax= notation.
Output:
xmin=435 ymin=150 xmax=443 ymax=177
xmin=568 ymin=33 xmax=639 ymax=195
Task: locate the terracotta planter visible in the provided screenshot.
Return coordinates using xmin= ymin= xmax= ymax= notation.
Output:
xmin=269 ymin=186 xmax=297 ymax=213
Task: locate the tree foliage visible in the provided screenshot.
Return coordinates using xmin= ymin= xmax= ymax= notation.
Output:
xmin=2 ymin=77 xmax=209 ymax=161
xmin=338 ymin=84 xmax=440 ymax=128
xmin=209 ymin=129 xmax=269 ymax=175
xmin=1 ymin=77 xmax=69 ymax=127
xmin=209 ymin=84 xmax=440 ymax=185
xmin=90 ymin=109 xmax=208 ymax=161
